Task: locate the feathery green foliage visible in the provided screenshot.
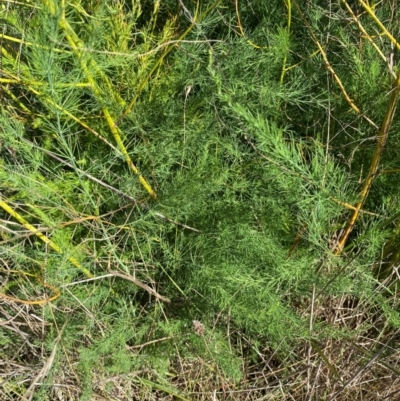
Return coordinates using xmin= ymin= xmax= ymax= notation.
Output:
xmin=1 ymin=0 xmax=400 ymax=399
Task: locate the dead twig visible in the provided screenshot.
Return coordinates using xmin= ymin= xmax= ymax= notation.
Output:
xmin=108 ymin=270 xmax=171 ymax=303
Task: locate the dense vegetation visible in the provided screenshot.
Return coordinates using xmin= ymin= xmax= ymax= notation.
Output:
xmin=1 ymin=0 xmax=400 ymax=399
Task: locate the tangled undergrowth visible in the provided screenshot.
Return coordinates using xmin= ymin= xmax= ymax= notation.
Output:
xmin=1 ymin=1 xmax=400 ymax=400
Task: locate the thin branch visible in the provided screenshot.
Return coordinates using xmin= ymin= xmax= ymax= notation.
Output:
xmin=108 ymin=270 xmax=171 ymax=303
xmin=342 ymin=0 xmax=396 ymax=79
xmin=23 ymin=138 xmax=137 ymax=202
xmin=336 ymin=68 xmax=400 ymax=252
xmin=292 ymin=0 xmax=378 ymax=129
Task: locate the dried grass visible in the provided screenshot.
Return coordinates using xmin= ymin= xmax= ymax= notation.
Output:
xmin=2 ymin=286 xmax=400 ymax=400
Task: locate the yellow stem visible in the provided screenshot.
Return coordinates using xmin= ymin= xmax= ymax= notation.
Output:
xmin=42 ymin=0 xmax=126 ymax=107
xmin=117 ymin=0 xmax=223 ymax=123
xmin=356 ymin=0 xmax=400 ymax=50
xmin=292 ymin=0 xmax=378 ymax=129
xmin=280 ymin=0 xmax=292 ymax=85
xmin=0 ymin=197 xmax=93 ymax=278
xmin=336 ymin=68 xmax=400 ymax=253
xmin=42 ymin=0 xmax=157 ymax=199
xmin=342 ymin=0 xmax=395 ymax=78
